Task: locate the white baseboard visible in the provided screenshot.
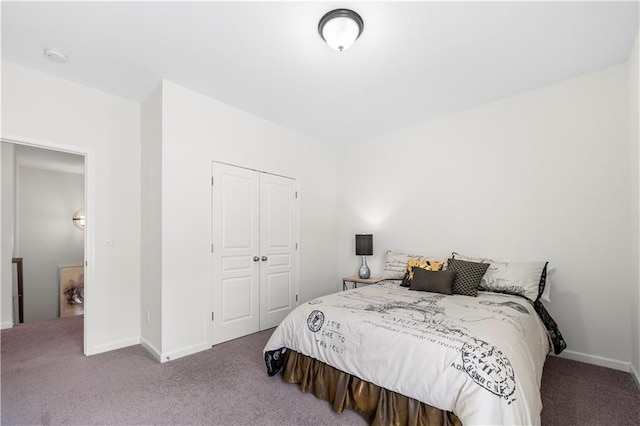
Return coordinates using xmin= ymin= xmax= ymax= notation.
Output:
xmin=87 ymin=336 xmax=209 ymax=364
xmin=140 ymin=338 xmax=162 ymax=362
xmin=160 ymin=341 xmax=210 ymax=363
xmin=630 ymin=363 xmax=640 ymax=391
xmin=86 ymin=336 xmax=140 ymax=356
xmin=1 ymin=321 xmax=13 ymax=330
xmin=555 ymin=349 xmax=630 ymax=372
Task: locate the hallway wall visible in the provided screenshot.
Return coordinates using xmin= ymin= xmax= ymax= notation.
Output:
xmin=17 ymin=166 xmax=84 ymax=322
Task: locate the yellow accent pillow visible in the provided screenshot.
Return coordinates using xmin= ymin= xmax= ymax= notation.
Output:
xmin=401 ymin=259 xmax=444 ymax=287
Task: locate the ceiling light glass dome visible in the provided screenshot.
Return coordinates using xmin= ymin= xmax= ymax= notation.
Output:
xmin=318 ymin=9 xmax=364 ymax=52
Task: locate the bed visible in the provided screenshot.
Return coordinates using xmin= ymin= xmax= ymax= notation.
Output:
xmin=264 ymin=251 xmax=566 ymax=425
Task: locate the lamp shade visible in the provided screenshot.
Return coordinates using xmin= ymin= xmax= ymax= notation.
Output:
xmin=355 ymin=234 xmax=373 ymax=256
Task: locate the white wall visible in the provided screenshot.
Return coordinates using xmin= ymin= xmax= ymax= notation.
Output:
xmin=338 ymin=64 xmax=632 ymax=370
xmin=140 ymin=83 xmax=163 ymax=358
xmin=17 ymin=166 xmax=84 ymax=322
xmin=1 ymin=61 xmax=141 ymax=354
xmin=3 ymin=48 xmax=636 ymax=374
xmin=629 ymin=30 xmax=640 ymax=381
xmin=0 ymin=143 xmax=16 ymax=328
xmin=143 ymin=80 xmax=339 ymax=361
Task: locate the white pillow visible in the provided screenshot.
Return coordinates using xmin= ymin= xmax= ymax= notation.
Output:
xmin=451 ymin=252 xmax=550 ymax=302
xmin=381 ymin=250 xmax=445 ymax=280
xmin=450 ymin=252 xmax=492 ymax=263
xmin=481 ymin=261 xmax=547 ymax=302
xmin=541 ymin=265 xmax=554 ymax=303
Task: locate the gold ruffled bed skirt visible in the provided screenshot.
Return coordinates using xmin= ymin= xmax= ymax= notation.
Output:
xmin=281 ymin=350 xmax=462 ymax=426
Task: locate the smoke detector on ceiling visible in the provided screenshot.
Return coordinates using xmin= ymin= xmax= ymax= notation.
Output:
xmin=44 ymin=48 xmax=67 ymax=63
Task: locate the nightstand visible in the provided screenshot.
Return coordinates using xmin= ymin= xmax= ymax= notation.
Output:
xmin=342 ymin=275 xmax=381 ymax=291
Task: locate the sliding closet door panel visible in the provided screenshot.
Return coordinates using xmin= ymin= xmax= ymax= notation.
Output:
xmin=259 ymin=173 xmax=296 ymax=330
xmin=211 ymin=163 xmax=259 ymax=344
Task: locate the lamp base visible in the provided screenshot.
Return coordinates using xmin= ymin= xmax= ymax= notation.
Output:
xmin=358 ymin=256 xmax=370 ymax=279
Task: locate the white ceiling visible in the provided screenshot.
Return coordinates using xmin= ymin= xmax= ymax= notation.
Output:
xmin=2 ymin=1 xmax=639 ymax=143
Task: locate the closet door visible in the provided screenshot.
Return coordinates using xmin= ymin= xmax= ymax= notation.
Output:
xmin=259 ymin=173 xmax=297 ymax=330
xmin=211 ymin=163 xmax=260 ymax=344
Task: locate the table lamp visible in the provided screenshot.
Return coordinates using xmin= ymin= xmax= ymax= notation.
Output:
xmin=355 ymin=234 xmax=373 ymax=279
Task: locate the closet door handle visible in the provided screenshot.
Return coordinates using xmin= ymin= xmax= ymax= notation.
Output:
xmin=261 ymin=256 xmax=268 ymax=262
xmin=253 ymin=256 xmax=260 ymax=262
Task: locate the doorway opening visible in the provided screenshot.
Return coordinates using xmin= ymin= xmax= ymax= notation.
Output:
xmin=1 ymin=139 xmax=91 ymax=353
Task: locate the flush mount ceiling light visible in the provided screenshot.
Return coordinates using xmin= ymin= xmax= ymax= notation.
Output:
xmin=44 ymin=47 xmax=68 ymax=63
xmin=318 ymin=9 xmax=364 ymax=52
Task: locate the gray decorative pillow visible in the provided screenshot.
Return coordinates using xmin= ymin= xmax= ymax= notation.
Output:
xmin=400 ymin=259 xmax=445 ymax=287
xmin=409 ymin=268 xmax=456 ymax=295
xmin=447 ymin=258 xmax=489 ymax=297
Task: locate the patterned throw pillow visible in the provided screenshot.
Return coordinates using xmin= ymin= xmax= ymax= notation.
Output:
xmin=381 ymin=250 xmax=441 ymax=280
xmin=400 ymin=259 xmax=445 ymax=287
xmin=447 ymin=258 xmax=489 ymax=297
xmin=409 ymin=269 xmax=456 ymax=295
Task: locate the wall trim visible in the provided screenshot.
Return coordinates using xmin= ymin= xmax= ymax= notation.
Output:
xmin=1 ymin=321 xmax=14 ymax=330
xmin=630 ymin=363 xmax=640 ymax=391
xmin=161 ymin=341 xmax=210 ymax=363
xmin=88 ymin=336 xmax=140 ymax=356
xmin=556 ymin=349 xmax=630 ymax=372
xmin=140 ymin=338 xmax=162 ymax=362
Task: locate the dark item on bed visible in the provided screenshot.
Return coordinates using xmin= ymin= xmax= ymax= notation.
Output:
xmin=533 ymin=300 xmax=567 ymax=355
xmin=400 ymin=259 xmax=445 ymax=287
xmin=265 ymin=348 xmax=286 ymax=376
xmin=409 ymin=269 xmax=456 ymax=295
xmin=281 ymin=349 xmax=462 ymax=426
xmin=447 ymin=258 xmax=489 ymax=297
